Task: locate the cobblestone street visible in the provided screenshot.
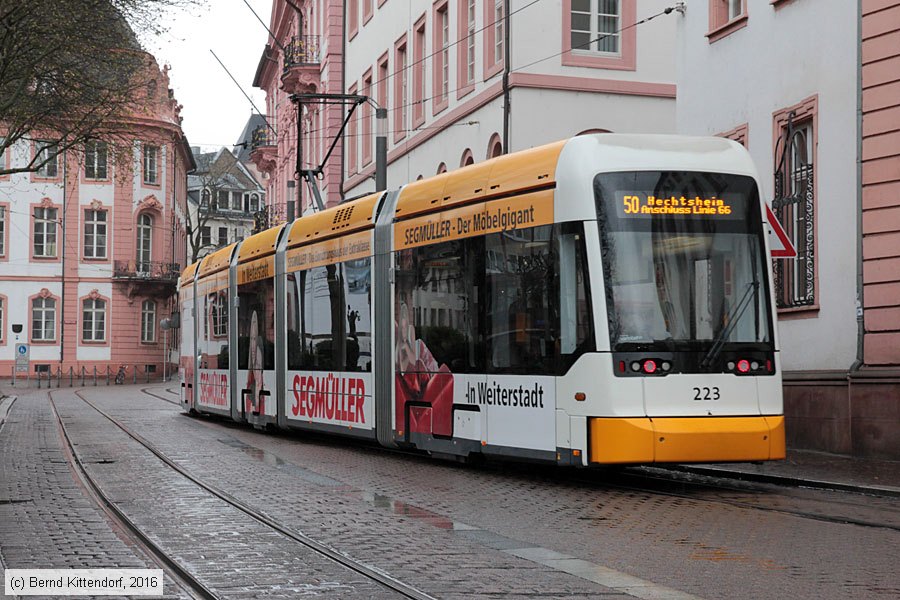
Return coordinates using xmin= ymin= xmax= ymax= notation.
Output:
xmin=2 ymin=384 xmax=899 ymax=599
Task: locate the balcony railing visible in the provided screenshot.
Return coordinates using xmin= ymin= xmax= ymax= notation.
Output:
xmin=199 ymin=203 xmax=261 ymax=219
xmin=113 ymin=260 xmax=180 ymax=282
xmin=251 ymin=125 xmax=275 ymax=150
xmin=284 ymin=35 xmax=320 ymax=69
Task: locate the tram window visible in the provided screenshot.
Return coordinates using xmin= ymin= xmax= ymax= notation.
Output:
xmin=558 ymin=223 xmax=595 ymax=368
xmin=236 ymin=278 xmax=275 ymax=371
xmin=397 ymin=239 xmax=481 ymax=374
xmin=485 ymin=225 xmax=560 ymax=375
xmin=286 ymin=257 xmax=371 ymax=372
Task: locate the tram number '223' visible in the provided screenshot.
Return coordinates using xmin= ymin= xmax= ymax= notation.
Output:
xmin=693 ymin=387 xmax=721 ymax=401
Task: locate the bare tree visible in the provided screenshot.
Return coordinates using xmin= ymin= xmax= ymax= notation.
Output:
xmin=0 ymin=0 xmax=197 ymax=176
xmin=186 ymin=154 xmax=236 ymax=263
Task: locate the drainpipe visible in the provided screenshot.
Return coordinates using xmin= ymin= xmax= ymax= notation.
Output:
xmin=340 ymin=0 xmax=347 ymax=199
xmin=60 ymin=149 xmax=66 ymax=367
xmin=502 ymin=0 xmax=511 ymax=153
xmin=851 ymin=0 xmax=864 ymax=372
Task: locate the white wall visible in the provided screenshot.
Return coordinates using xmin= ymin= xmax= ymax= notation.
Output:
xmin=675 ymin=0 xmax=859 ymax=371
xmin=344 ymin=0 xmax=678 ymax=197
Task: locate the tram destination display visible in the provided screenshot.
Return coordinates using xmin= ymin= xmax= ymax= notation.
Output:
xmin=616 ymin=191 xmax=743 ymax=219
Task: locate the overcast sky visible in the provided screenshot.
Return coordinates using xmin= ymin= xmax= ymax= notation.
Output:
xmin=144 ymin=0 xmax=274 ymax=152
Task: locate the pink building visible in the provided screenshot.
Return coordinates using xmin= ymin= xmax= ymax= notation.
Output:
xmin=0 ymin=57 xmax=194 ymax=380
xmin=249 ymin=0 xmax=347 ymax=215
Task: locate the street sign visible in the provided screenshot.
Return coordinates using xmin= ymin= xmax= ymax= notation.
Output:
xmin=766 ymin=204 xmax=797 ymax=259
xmin=15 ymin=343 xmax=29 ymax=373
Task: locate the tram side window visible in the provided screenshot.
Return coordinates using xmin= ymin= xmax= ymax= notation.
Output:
xmin=236 ymin=278 xmax=275 ymax=371
xmin=558 ymin=223 xmax=595 ymax=369
xmin=485 ymin=225 xmax=559 ymax=375
xmin=398 ymin=238 xmax=481 ymax=374
xmin=287 ymin=258 xmax=371 ymax=372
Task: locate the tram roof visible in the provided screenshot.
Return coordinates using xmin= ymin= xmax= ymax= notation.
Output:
xmin=198 ymin=243 xmax=237 ymax=278
xmin=237 ymin=224 xmax=285 ymax=263
xmin=180 ymin=261 xmax=200 ymax=284
xmin=395 ymin=140 xmax=566 ymax=219
xmin=286 ymin=192 xmax=381 ymax=248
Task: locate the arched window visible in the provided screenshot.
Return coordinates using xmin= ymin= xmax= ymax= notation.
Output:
xmin=437 ymin=162 xmax=447 ymax=174
xmin=201 ymin=189 xmax=211 ymax=209
xmin=487 ymin=134 xmax=502 ymax=159
xmin=460 ymin=149 xmax=474 ymax=167
xmin=137 ymin=213 xmax=153 ymax=272
xmin=249 ymin=193 xmax=260 ymax=212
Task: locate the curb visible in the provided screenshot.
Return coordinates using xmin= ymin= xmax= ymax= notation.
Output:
xmin=665 ymin=464 xmax=900 ymax=498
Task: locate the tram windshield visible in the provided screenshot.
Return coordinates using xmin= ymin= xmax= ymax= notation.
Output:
xmin=594 ymin=171 xmax=773 ymax=352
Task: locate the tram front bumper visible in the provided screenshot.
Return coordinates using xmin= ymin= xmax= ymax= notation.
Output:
xmin=588 ymin=416 xmax=786 ymax=464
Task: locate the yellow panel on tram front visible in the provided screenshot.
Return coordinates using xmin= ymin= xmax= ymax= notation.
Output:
xmin=589 ymin=416 xmax=785 ymax=464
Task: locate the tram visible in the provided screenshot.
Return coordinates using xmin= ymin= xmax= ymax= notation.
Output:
xmin=178 ymin=134 xmax=785 ymax=466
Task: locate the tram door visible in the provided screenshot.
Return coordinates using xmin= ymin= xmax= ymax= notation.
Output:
xmin=236 ymin=265 xmax=276 ymax=423
xmin=394 ymin=240 xmax=483 ymax=442
xmin=179 ymin=282 xmax=196 ymax=409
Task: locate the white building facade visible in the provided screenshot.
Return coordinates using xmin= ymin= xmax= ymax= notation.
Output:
xmin=343 ymin=0 xmax=680 ymax=196
xmin=675 ymin=0 xmax=900 ymax=459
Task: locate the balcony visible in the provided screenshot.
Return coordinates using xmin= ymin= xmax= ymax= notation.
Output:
xmin=113 ymin=261 xmax=180 ymax=296
xmin=249 ymin=125 xmax=277 ymax=174
xmin=281 ymin=35 xmax=320 ymax=94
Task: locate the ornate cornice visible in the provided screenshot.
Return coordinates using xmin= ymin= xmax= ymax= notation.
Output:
xmin=139 ymin=195 xmax=163 ymax=212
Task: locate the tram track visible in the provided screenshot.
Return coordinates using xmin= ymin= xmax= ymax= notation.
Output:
xmin=62 ymin=388 xmax=436 ymax=600
xmin=48 ymin=391 xmax=217 ymax=600
xmin=131 ymin=385 xmax=900 ymax=534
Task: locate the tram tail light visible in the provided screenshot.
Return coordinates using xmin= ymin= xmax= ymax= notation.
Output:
xmin=736 ymin=359 xmax=751 ymax=374
xmin=618 ymin=360 xmax=626 ymax=373
xmin=642 ymin=360 xmax=657 ymax=374
xmin=766 ymin=359 xmax=773 ymax=373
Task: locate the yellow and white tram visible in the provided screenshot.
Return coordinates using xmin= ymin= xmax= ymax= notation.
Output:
xmin=178 ymin=134 xmax=785 ymax=465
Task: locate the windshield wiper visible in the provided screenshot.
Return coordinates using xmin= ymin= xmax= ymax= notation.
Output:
xmin=700 ymin=280 xmax=759 ymax=369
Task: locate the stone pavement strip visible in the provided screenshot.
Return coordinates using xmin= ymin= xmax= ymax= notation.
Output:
xmin=49 ymin=389 xmax=398 ymax=600
xmin=0 ymin=392 xmax=187 ymax=600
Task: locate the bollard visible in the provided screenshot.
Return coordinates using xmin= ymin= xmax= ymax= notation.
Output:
xmin=133 ymin=365 xmax=137 ymax=385
xmin=80 ymin=366 xmax=85 ymax=387
xmin=56 ymin=367 xmax=61 ymax=388
xmin=93 ymin=365 xmax=97 ymax=386
xmin=36 ymin=371 xmax=42 ymax=389
xmin=69 ymin=366 xmax=74 ymax=387
xmin=146 ymin=367 xmax=150 ymax=384
xmin=106 ymin=366 xmax=111 ymax=386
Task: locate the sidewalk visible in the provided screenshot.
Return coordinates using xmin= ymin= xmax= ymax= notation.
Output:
xmin=675 ymin=449 xmax=900 ymax=496
xmin=1 ymin=388 xmax=898 ymax=496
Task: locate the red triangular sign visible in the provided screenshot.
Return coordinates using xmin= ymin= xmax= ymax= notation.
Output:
xmin=765 ymin=204 xmax=797 ymax=259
